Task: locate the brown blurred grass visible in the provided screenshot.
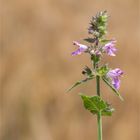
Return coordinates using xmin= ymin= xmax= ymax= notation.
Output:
xmin=0 ymin=0 xmax=140 ymax=140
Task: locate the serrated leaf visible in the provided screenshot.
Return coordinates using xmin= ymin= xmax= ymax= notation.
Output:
xmin=102 ymin=76 xmax=124 ymax=101
xmin=84 ymin=38 xmax=96 ymax=43
xmin=80 ymin=94 xmax=113 ymax=116
xmin=67 ymin=77 xmax=94 ymax=92
xmin=80 ymin=95 xmax=100 ymax=113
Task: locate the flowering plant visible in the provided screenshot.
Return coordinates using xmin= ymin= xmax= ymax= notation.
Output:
xmin=68 ymin=11 xmax=124 ymax=140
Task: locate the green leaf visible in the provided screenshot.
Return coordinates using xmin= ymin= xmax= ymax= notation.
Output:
xmin=97 ymin=65 xmax=109 ymax=76
xmin=67 ymin=77 xmax=94 ymax=92
xmin=84 ymin=38 xmax=96 ymax=43
xmin=80 ymin=95 xmax=105 ymax=111
xmin=80 ymin=94 xmax=114 ymax=116
xmin=102 ymin=76 xmax=124 ymax=101
xmin=99 ymin=39 xmax=111 ymax=44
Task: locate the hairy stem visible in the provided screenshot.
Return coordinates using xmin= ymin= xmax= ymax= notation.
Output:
xmin=92 ymin=48 xmax=103 ymax=140
xmin=96 ymin=76 xmax=102 ymax=140
xmin=96 ymin=76 xmax=100 ymax=96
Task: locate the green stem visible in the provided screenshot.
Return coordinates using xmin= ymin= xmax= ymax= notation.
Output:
xmin=96 ymin=76 xmax=102 ymax=140
xmin=92 ymin=52 xmax=102 ymax=140
xmin=96 ymin=76 xmax=100 ymax=96
xmin=97 ymin=111 xmax=102 ymax=140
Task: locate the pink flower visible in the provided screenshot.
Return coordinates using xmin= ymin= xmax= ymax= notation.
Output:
xmin=107 ymin=68 xmax=123 ymax=89
xmin=103 ymin=40 xmax=117 ymax=56
xmin=72 ymin=41 xmax=88 ymax=56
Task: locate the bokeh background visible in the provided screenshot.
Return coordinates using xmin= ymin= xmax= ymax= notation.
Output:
xmin=1 ymin=0 xmax=140 ymax=140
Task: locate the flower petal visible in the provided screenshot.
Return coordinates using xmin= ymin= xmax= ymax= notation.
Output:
xmin=107 ymin=68 xmax=123 ymax=90
xmin=103 ymin=40 xmax=117 ymax=56
xmin=107 ymin=68 xmax=123 ymax=78
xmin=71 ymin=49 xmax=82 ymax=56
xmin=72 ymin=41 xmax=88 ymax=56
xmin=112 ymin=78 xmax=120 ymax=89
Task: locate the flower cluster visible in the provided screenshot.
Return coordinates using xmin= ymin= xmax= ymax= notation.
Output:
xmin=71 ymin=11 xmax=123 ymax=90
xmin=71 ymin=40 xmax=117 ymax=57
xmin=71 ymin=40 xmax=123 ymax=90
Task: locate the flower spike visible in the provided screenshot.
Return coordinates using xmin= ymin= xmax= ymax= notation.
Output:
xmin=68 ymin=11 xmax=124 ymax=140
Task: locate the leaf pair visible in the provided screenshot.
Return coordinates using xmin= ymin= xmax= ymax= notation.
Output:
xmin=80 ymin=94 xmax=114 ymax=116
xmin=67 ymin=65 xmax=123 ymax=101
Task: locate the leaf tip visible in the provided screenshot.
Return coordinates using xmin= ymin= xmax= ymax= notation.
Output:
xmin=119 ymin=95 xmax=124 ymax=101
xmin=78 ymin=93 xmax=84 ymax=97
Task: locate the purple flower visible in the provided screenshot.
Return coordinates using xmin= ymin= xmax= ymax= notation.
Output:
xmin=107 ymin=68 xmax=123 ymax=89
xmin=103 ymin=40 xmax=117 ymax=56
xmin=72 ymin=41 xmax=88 ymax=56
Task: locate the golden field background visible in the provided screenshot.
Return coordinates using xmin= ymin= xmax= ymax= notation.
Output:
xmin=0 ymin=0 xmax=140 ymax=140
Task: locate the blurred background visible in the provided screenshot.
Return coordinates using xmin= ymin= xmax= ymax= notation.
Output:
xmin=1 ymin=0 xmax=140 ymax=140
